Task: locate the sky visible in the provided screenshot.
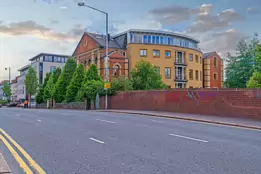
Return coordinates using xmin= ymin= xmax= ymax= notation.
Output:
xmin=0 ymin=0 xmax=260 ymax=81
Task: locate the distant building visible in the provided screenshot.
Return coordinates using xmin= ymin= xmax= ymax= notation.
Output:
xmin=203 ymin=52 xmax=224 ymax=88
xmin=11 ymin=76 xmax=19 ymax=101
xmin=29 ymin=53 xmax=70 ymax=84
xmin=17 ymin=65 xmax=30 ymax=101
xmin=72 ymin=29 xmax=203 ymax=88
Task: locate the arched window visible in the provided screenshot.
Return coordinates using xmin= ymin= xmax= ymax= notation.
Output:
xmin=214 ymin=57 xmax=217 ymax=67
xmin=113 ymin=65 xmax=120 ymax=77
xmin=88 ymin=59 xmax=91 ymax=66
xmin=95 ymin=57 xmax=98 ymax=65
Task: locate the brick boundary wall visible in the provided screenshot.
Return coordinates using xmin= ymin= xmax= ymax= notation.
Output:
xmin=55 ymin=102 xmax=85 ymax=110
xmin=100 ymin=88 xmax=261 ymax=120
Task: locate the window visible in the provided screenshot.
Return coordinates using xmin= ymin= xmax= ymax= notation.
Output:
xmin=163 ymin=37 xmax=167 ymax=44
xmin=160 ymin=36 xmax=164 ymax=44
xmin=196 ymin=55 xmax=199 ymax=63
xmin=190 ymin=54 xmax=193 ymax=61
xmin=84 ymin=40 xmax=88 ymax=47
xmin=148 ymin=35 xmax=151 ymax=43
xmin=153 ymin=50 xmax=160 ymax=57
xmin=168 ymin=37 xmax=171 ymax=45
xmin=200 ymin=71 xmax=202 ymax=81
xmin=50 ymin=66 xmax=56 ymax=73
xmin=152 ymin=36 xmax=156 ymax=44
xmin=165 ymin=67 xmax=171 ymax=79
xmin=214 ymin=73 xmax=218 ymax=80
xmin=113 ymin=65 xmax=120 ymax=76
xmin=165 ymin=51 xmax=171 ymax=58
xmin=189 ymin=69 xmax=193 ymax=79
xmin=214 ymin=57 xmax=217 ymax=67
xmin=200 ymin=57 xmax=202 ymax=64
xmin=140 ymin=49 xmax=147 ymax=57
xmin=196 ymin=70 xmax=199 ymax=80
xmin=143 ymin=35 xmax=148 ymax=43
xmin=122 ymin=52 xmax=126 ymax=57
xmin=130 ymin=33 xmax=134 ymax=42
xmin=156 ymin=36 xmax=160 ymax=44
xmin=53 ymin=56 xmax=58 ymax=62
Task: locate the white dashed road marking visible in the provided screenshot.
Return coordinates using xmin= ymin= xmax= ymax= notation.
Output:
xmin=169 ymin=133 xmax=208 ymax=143
xmin=96 ymin=119 xmax=116 ymax=124
xmin=89 ymin=138 xmax=105 ymax=144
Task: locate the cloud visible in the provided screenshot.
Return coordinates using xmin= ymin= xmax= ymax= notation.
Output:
xmin=148 ymin=5 xmax=199 ymax=25
xmin=218 ymin=8 xmax=244 ymax=21
xmin=0 ymin=20 xmax=85 ymax=42
xmin=59 ymin=6 xmax=68 ymax=10
xmin=49 ymin=19 xmax=59 ymax=24
xmin=247 ymin=7 xmax=259 ymax=14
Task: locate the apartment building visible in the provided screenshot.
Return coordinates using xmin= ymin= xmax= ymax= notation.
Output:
xmin=73 ymin=29 xmax=203 ymax=88
xmin=203 ymin=52 xmax=224 ymax=88
xmin=17 ymin=65 xmax=30 ymax=101
xmin=11 ymin=76 xmax=19 ymax=101
xmin=29 ymin=53 xmax=70 ymax=84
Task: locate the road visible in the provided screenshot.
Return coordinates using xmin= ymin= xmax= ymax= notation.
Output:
xmin=0 ymin=108 xmax=261 ymax=174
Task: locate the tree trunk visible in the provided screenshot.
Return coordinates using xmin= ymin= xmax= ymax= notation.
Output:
xmin=84 ymin=98 xmax=87 ymax=110
xmin=53 ymin=99 xmax=56 ymax=108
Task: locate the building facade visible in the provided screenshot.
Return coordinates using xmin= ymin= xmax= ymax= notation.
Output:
xmin=203 ymin=52 xmax=224 ymax=88
xmin=17 ymin=65 xmax=29 ymax=101
xmin=11 ymin=76 xmax=19 ymax=101
xmin=73 ymin=29 xmax=203 ymax=88
xmin=29 ymin=53 xmax=70 ymax=84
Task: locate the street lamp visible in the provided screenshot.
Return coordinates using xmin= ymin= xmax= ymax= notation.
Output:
xmin=4 ymin=67 xmax=11 ymax=85
xmin=77 ymin=2 xmax=109 ymax=110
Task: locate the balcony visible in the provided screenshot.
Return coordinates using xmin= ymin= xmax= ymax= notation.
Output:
xmin=174 ymin=59 xmax=187 ymax=66
xmin=174 ymin=75 xmax=188 ymax=82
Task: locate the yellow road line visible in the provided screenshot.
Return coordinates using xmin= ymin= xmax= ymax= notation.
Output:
xmin=0 ymin=128 xmax=46 ymax=174
xmin=0 ymin=134 xmax=33 ymax=174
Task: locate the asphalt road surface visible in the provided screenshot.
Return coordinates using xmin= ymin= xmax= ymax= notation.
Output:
xmin=0 ymin=108 xmax=261 ymax=174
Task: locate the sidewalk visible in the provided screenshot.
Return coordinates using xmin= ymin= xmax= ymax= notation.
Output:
xmin=0 ymin=152 xmax=11 ymax=174
xmin=96 ymin=110 xmax=261 ymax=130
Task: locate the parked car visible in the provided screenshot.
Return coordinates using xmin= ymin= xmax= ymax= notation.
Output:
xmin=7 ymin=102 xmax=18 ymax=107
xmin=17 ymin=103 xmax=24 ymax=108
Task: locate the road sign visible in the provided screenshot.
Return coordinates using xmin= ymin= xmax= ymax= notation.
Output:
xmin=104 ymin=83 xmax=111 ymax=89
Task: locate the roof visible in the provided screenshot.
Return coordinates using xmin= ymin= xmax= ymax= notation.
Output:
xmin=18 ymin=65 xmax=30 ymax=72
xmin=29 ymin=53 xmax=70 ymax=61
xmin=87 ymin=33 xmax=122 ymax=48
xmin=203 ymin=52 xmax=216 ymax=59
xmin=112 ymin=29 xmax=200 ymax=43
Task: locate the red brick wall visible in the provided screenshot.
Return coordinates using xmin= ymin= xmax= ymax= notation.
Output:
xmin=100 ymin=89 xmax=261 ymax=120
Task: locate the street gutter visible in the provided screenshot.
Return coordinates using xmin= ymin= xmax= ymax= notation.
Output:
xmin=0 ymin=152 xmax=11 ymax=174
xmin=95 ymin=110 xmax=261 ymax=131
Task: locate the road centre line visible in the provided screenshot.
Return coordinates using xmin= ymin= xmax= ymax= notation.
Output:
xmin=169 ymin=133 xmax=208 ymax=143
xmin=89 ymin=138 xmax=105 ymax=144
xmin=96 ymin=119 xmax=116 ymax=124
xmin=0 ymin=134 xmax=33 ymax=174
xmin=0 ymin=128 xmax=46 ymax=174
xmin=152 ymin=120 xmax=164 ymax=123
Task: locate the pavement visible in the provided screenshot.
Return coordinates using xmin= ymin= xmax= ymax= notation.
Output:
xmin=96 ymin=109 xmax=261 ymax=130
xmin=0 ymin=108 xmax=261 ymax=174
xmin=0 ymin=152 xmax=11 ymax=174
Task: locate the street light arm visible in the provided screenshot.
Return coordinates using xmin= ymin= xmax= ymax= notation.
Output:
xmin=82 ymin=4 xmax=107 ymax=15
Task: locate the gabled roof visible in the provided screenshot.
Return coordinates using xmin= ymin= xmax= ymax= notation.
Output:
xmin=72 ymin=32 xmax=126 ymax=56
xmin=203 ymin=52 xmax=216 ymax=59
xmin=18 ymin=65 xmax=30 ymax=72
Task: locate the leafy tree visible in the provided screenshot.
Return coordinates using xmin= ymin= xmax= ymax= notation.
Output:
xmin=225 ymin=33 xmax=259 ymax=88
xmin=36 ymin=72 xmax=51 ymax=104
xmin=130 ymin=60 xmax=167 ymax=90
xmin=2 ymin=82 xmax=11 ymax=102
xmin=77 ymin=64 xmax=102 ymax=101
xmin=53 ymin=67 xmax=62 ymax=82
xmin=24 ymin=66 xmax=39 ymax=105
xmin=44 ymin=73 xmax=55 ymax=100
xmin=108 ymin=77 xmax=133 ymax=95
xmin=247 ymin=44 xmax=261 ymax=88
xmin=53 ymin=58 xmax=77 ymax=103
xmin=66 ymin=64 xmax=85 ymax=102
xmin=81 ymin=80 xmax=104 ymax=103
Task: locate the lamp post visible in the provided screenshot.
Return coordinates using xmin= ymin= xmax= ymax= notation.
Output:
xmin=77 ymin=2 xmax=109 ymax=110
xmin=4 ymin=67 xmax=11 ymax=85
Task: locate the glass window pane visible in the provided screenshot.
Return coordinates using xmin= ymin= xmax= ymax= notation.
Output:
xmin=156 ymin=36 xmax=159 ymax=44
xmin=148 ymin=35 xmax=151 ymax=43
xmin=167 ymin=37 xmax=171 ymax=45
xmin=152 ymin=36 xmax=156 ymax=44
xmin=160 ymin=36 xmax=164 ymax=44
xmin=163 ymin=37 xmax=167 ymax=44
xmin=130 ymin=33 xmax=133 ymax=42
xmin=143 ymin=35 xmax=148 ymax=43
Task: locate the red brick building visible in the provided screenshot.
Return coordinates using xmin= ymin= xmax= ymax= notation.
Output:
xmin=72 ymin=32 xmax=129 ymax=80
xmin=203 ymin=52 xmax=224 ymax=88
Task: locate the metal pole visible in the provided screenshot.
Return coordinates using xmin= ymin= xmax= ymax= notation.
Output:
xmin=105 ymin=13 xmax=109 ymax=110
xmin=9 ymin=67 xmax=10 ymax=85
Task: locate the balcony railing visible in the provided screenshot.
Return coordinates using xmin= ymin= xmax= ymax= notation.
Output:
xmin=174 ymin=60 xmax=187 ymax=66
xmin=174 ymin=75 xmax=188 ymax=82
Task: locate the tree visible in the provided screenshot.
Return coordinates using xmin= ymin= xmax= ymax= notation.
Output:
xmin=66 ymin=64 xmax=85 ymax=102
xmin=24 ymin=66 xmax=39 ymax=106
xmin=108 ymin=77 xmax=133 ymax=95
xmin=247 ymin=44 xmax=261 ymax=88
xmin=53 ymin=67 xmax=62 ymax=82
xmin=225 ymin=33 xmax=259 ymax=88
xmin=53 ymin=58 xmax=77 ymax=103
xmin=130 ymin=60 xmax=167 ymax=90
xmin=2 ymin=82 xmax=11 ymax=102
xmin=77 ymin=64 xmax=102 ymax=101
xmin=44 ymin=73 xmax=55 ymax=100
xmin=81 ymin=80 xmax=104 ymax=106
xmin=36 ymin=72 xmax=51 ymax=104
